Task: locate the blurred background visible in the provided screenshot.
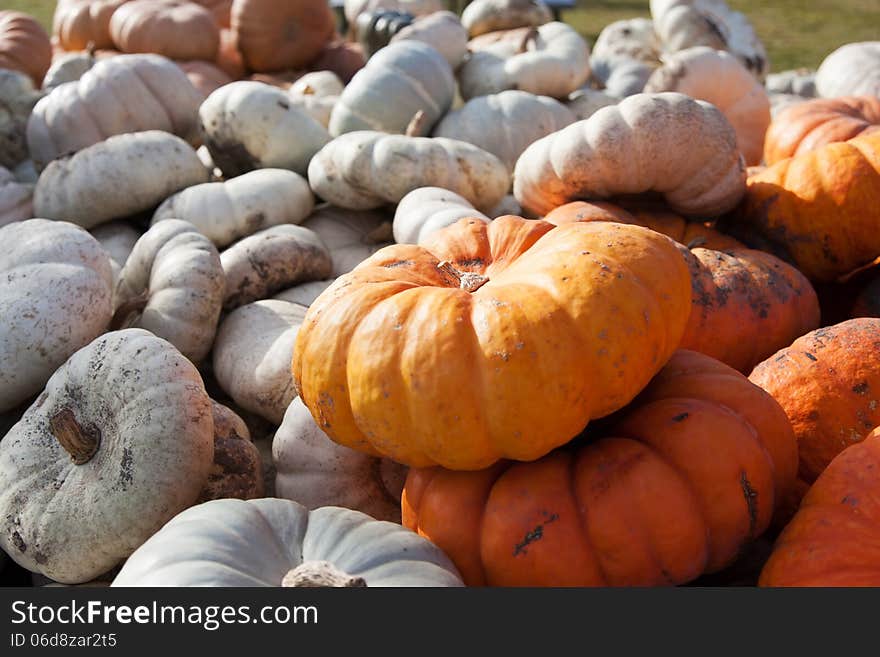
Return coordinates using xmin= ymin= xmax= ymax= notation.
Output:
xmin=3 ymin=0 xmax=878 ymax=70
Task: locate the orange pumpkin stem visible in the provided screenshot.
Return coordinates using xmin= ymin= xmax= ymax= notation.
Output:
xmin=281 ymin=561 xmax=367 ymax=587
xmin=437 ymin=260 xmax=489 ymax=293
xmin=50 ymin=408 xmax=101 ymax=465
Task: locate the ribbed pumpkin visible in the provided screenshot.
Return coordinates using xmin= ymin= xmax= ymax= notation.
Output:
xmin=763 ymin=96 xmax=880 ymax=165
xmin=109 ymin=0 xmax=220 ymax=62
xmin=292 ymin=216 xmax=692 ymax=471
xmin=726 ymin=130 xmax=880 ymax=283
xmin=749 ymin=319 xmax=880 ymax=487
xmin=193 ymin=0 xmax=231 ymax=28
xmin=0 ymin=11 xmax=52 ymax=87
xmin=402 ymin=349 xmax=798 ymax=586
xmin=759 ymin=428 xmax=880 ymax=587
xmin=231 ymin=0 xmax=335 ymax=73
xmin=52 ymin=0 xmax=129 ymax=52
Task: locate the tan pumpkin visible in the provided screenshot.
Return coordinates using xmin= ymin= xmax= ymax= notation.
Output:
xmin=644 ymin=46 xmax=770 ymax=166
xmin=109 ymin=0 xmax=219 ymax=61
xmin=0 ymin=11 xmax=52 ymax=88
xmin=52 ymin=0 xmax=129 ymax=52
xmin=513 ymin=92 xmax=747 ymax=218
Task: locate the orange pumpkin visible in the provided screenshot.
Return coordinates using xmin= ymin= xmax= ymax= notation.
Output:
xmin=851 ymin=271 xmax=880 ymax=319
xmin=193 ymin=0 xmax=232 ymax=28
xmin=178 ymin=60 xmax=233 ymax=98
xmin=214 ymin=27 xmax=245 ymax=79
xmin=759 ymin=427 xmax=880 ymax=586
xmin=764 ymin=96 xmax=880 ymax=165
xmin=402 ymin=350 xmax=798 ymax=586
xmin=231 ymin=0 xmax=335 ymax=73
xmin=545 ymin=201 xmax=821 ymax=374
xmin=109 ymin=0 xmax=220 ymax=62
xmin=293 ymin=216 xmax=692 ymax=471
xmin=749 ymin=318 xmax=880 ymax=488
xmin=309 ymin=38 xmax=366 ymax=84
xmin=724 ymin=131 xmax=880 ymax=283
xmin=0 ymin=11 xmax=52 ymax=87
xmin=52 ymin=0 xmax=129 ymax=52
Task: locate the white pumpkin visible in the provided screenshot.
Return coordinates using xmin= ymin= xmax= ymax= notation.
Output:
xmin=566 ymin=87 xmax=618 ymax=121
xmin=12 ymin=159 xmax=37 ymax=183
xmin=513 ymin=92 xmax=747 ymax=217
xmin=343 ymin=0 xmax=445 ymax=26
xmin=198 ymin=81 xmax=331 ymax=178
xmin=591 ymin=18 xmax=662 ymax=67
xmin=0 ymin=69 xmax=44 ymax=169
xmin=301 ymin=205 xmax=394 ymax=276
xmin=393 ymin=187 xmax=488 ymax=245
xmin=273 ymin=398 xmax=407 ymax=523
xmin=114 ymin=219 xmax=225 ymax=363
xmin=650 ymin=0 xmax=768 ymax=79
xmin=816 ymin=42 xmax=880 ymax=99
xmin=272 ymin=279 xmax=335 ymax=306
xmin=33 ymin=130 xmax=210 ymax=229
xmin=489 ymin=194 xmax=523 ymax=217
xmin=0 ymin=219 xmax=113 ymax=413
xmin=458 ymin=22 xmax=591 ymax=100
xmin=152 ymin=168 xmax=315 ymax=248
xmin=198 ymin=400 xmax=264 ymax=503
xmin=328 ymin=41 xmax=455 ymax=137
xmin=41 ymin=50 xmax=96 ymax=90
xmin=765 ymin=68 xmax=817 ymax=98
xmin=288 ymin=72 xmax=344 ymax=130
xmin=221 ymin=224 xmax=333 ymax=310
xmin=769 ymin=93 xmax=809 ymax=119
xmin=389 ymin=10 xmax=469 ymax=70
xmin=461 ymin=0 xmax=553 ymax=38
xmin=644 ymin=46 xmax=771 ymax=166
xmin=112 ymin=498 xmax=464 ymax=586
xmin=0 ymin=328 xmax=214 ymax=584
xmin=89 ymin=221 xmax=141 ymax=286
xmin=308 ymin=130 xmax=510 ymax=213
xmin=213 ymin=299 xmax=307 ymax=425
xmin=0 ymin=166 xmax=33 ymax=227
xmin=433 ymin=90 xmax=575 ymax=172
xmin=590 ymin=55 xmax=656 ymax=97
xmin=27 ymin=54 xmax=203 ymax=170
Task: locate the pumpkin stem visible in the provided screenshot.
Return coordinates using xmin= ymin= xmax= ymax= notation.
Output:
xmin=518 ymin=27 xmax=540 ymax=54
xmin=86 ymin=41 xmax=97 ymax=58
xmin=111 ymin=290 xmax=150 ymax=330
xmin=301 ymin=84 xmax=315 ymax=96
xmin=50 ymin=408 xmax=101 ymax=465
xmin=282 ymin=561 xmax=367 ymax=588
xmin=437 ymin=261 xmax=490 ymax=293
xmin=405 ymin=110 xmax=427 ymax=137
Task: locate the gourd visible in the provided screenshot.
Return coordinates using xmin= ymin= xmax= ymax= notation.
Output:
xmin=0 ymin=219 xmax=113 ymax=413
xmin=590 ymin=55 xmax=655 ymax=98
xmin=198 ymin=80 xmax=331 ymax=178
xmin=591 ymin=18 xmax=661 ymax=68
xmin=198 ymin=401 xmax=263 ymax=503
xmin=52 ymin=0 xmax=129 ymax=51
xmin=33 ymin=130 xmax=210 ymax=229
xmin=89 ymin=221 xmax=140 ymax=285
xmin=112 ymin=498 xmax=463 ymax=587
xmin=566 ymin=88 xmax=618 ymax=121
xmin=815 ymin=42 xmax=880 ymax=99
xmin=0 ymin=69 xmax=45 ymax=169
xmin=765 ymin=68 xmax=816 ymax=98
xmin=41 ymin=50 xmax=96 ymax=90
xmin=389 ymin=11 xmax=468 ymax=70
xmin=301 ymin=205 xmax=393 ymax=276
xmin=288 ymin=71 xmax=343 ymax=129
xmin=293 ymin=215 xmax=692 ymax=470
xmin=343 ymin=0 xmax=444 ymax=27
xmin=112 ymin=219 xmax=225 ymax=363
xmin=393 ymin=187 xmax=488 ymax=245
xmin=355 ymin=10 xmax=414 ymax=58
xmin=152 ymin=168 xmax=314 ymax=248
xmin=460 ymin=0 xmax=552 ymax=38
xmin=109 ymin=0 xmax=219 ymax=61
xmin=0 ymin=166 xmax=33 ymax=227
xmin=178 ymin=60 xmax=233 ymax=99
xmin=0 ymin=10 xmax=52 ymax=87
xmin=273 ymin=280 xmax=334 ymax=306
xmin=0 ymin=328 xmax=214 ymax=584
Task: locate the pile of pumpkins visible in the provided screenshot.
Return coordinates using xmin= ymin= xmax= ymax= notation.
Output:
xmin=0 ymin=0 xmax=879 ymax=588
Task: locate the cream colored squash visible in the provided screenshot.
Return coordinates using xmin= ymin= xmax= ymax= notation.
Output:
xmin=33 ymin=130 xmax=210 ymax=229
xmin=765 ymin=68 xmax=816 ymax=98
xmin=112 ymin=497 xmax=463 ymax=586
xmin=302 ymin=205 xmax=393 ymax=276
xmin=650 ymin=0 xmax=768 ymax=79
xmin=461 ymin=0 xmax=552 ymax=38
xmin=393 ymin=187 xmax=488 ymax=245
xmin=213 ymin=299 xmax=307 ymax=425
xmin=221 ymin=224 xmax=332 ymax=310
xmin=89 ymin=221 xmax=140 ymax=285
xmin=769 ymin=93 xmax=808 ymax=119
xmin=0 ymin=69 xmax=44 ymax=169
xmin=272 ymin=279 xmax=335 ymax=306
xmin=113 ymin=219 xmax=225 ymax=363
xmin=198 ymin=400 xmax=264 ymax=503
xmin=815 ymin=42 xmax=880 ymax=99
xmin=27 ymin=54 xmax=202 ymax=170
xmin=308 ymin=130 xmax=509 ymax=213
xmin=591 ymin=55 xmax=655 ymax=97
xmin=458 ymin=22 xmax=591 ymax=100
xmin=0 ymin=166 xmax=33 ymax=226
xmin=0 ymin=219 xmax=113 ymax=413
xmin=389 ymin=10 xmax=468 ymax=70
xmin=433 ymin=89 xmax=575 ymax=172
xmin=288 ymin=72 xmax=343 ymax=130
xmin=591 ymin=18 xmax=661 ymax=67
xmin=566 ymin=87 xmax=618 ymax=121
xmin=273 ymin=398 xmax=407 ymax=523
xmin=0 ymin=328 xmax=214 ymax=584
xmin=344 ymin=0 xmax=445 ymax=26
xmin=489 ymin=194 xmax=523 ymax=217
xmin=328 ymin=40 xmax=454 ymax=137
xmin=199 ymin=81 xmax=331 ymax=178
xmin=152 ymin=168 xmax=315 ymax=248
xmin=41 ymin=50 xmax=96 ymax=90
xmin=644 ymin=46 xmax=771 ymax=166
xmin=513 ymin=92 xmax=747 ymax=217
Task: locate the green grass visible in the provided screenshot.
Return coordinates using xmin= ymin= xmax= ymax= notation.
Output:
xmin=5 ymin=0 xmax=879 ymax=71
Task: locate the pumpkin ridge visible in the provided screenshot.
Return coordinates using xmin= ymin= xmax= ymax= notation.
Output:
xmin=566 ymin=449 xmax=611 ymax=586
xmin=131 ymin=65 xmax=181 ymax=136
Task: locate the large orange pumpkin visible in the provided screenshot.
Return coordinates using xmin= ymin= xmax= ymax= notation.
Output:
xmin=109 ymin=0 xmax=220 ymax=62
xmin=724 ymin=131 xmax=880 ymax=283
xmin=764 ymin=96 xmax=880 ymax=165
xmin=0 ymin=11 xmax=52 ymax=87
xmin=231 ymin=0 xmax=335 ymax=73
xmin=293 ymin=216 xmax=693 ymax=471
xmin=759 ymin=428 xmax=880 ymax=587
xmin=545 ymin=201 xmax=821 ymax=374
xmin=749 ymin=318 xmax=880 ymax=488
xmin=402 ymin=350 xmax=798 ymax=586
xmin=52 ymin=0 xmax=129 ymax=52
